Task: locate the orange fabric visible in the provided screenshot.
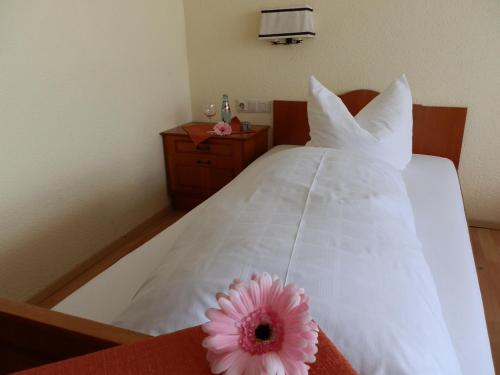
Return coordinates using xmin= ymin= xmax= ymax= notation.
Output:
xmin=16 ymin=326 xmax=357 ymax=375
xmin=182 ymin=118 xmax=254 ymax=146
xmin=311 ymin=330 xmax=358 ymax=375
xmin=183 ymin=123 xmax=214 ymax=146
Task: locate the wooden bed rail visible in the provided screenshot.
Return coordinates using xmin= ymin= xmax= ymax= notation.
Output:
xmin=0 ymin=298 xmax=150 ymax=373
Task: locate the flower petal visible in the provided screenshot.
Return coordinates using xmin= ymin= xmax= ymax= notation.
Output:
xmin=277 ymin=291 xmax=300 ymax=315
xmin=273 ymin=284 xmax=297 ymax=314
xmin=279 ymin=344 xmax=306 ymax=362
xmin=309 ymin=320 xmax=319 ymax=331
xmin=303 ymin=342 xmax=318 ymax=357
xmin=226 ymin=351 xmax=251 ymax=375
xmin=202 ymin=320 xmax=238 ymax=335
xmin=281 ymin=357 xmax=309 ymax=375
xmin=210 ymin=349 xmax=245 ymax=374
xmin=248 ymin=279 xmax=261 ymax=307
xmin=262 ymin=352 xmax=285 ymax=375
xmin=219 ymin=296 xmax=244 ymax=320
xmin=300 ymin=330 xmax=318 ymax=341
xmin=286 ymin=311 xmax=311 ymax=326
xmin=202 ymin=334 xmax=239 ymax=353
xmin=230 ymin=278 xmax=243 ymax=290
xmin=238 ymin=285 xmax=255 ymax=313
xmin=258 ymin=272 xmax=273 ymax=306
xmin=229 ymin=289 xmax=250 ymax=316
xmin=243 ymin=355 xmax=262 ymax=375
xmin=206 ymin=308 xmax=234 ymax=325
xmin=282 ymin=333 xmax=307 ymax=349
xmin=267 ymin=278 xmax=284 ymax=305
xmin=216 ymin=292 xmax=230 ymax=301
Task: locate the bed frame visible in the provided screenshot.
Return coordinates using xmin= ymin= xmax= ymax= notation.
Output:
xmin=0 ymin=297 xmax=149 ymax=373
xmin=273 ymin=90 xmax=467 ymax=168
xmin=0 ymin=89 xmax=469 ymax=373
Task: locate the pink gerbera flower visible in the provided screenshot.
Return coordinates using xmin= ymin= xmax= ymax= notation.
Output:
xmin=202 ymin=273 xmax=319 ymax=375
xmin=213 ymin=122 xmax=232 ymax=136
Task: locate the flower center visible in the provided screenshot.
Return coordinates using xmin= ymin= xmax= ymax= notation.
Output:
xmin=238 ymin=307 xmax=284 ymax=355
xmin=255 ymin=323 xmax=272 ymax=342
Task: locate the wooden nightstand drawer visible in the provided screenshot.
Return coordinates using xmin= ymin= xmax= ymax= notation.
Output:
xmin=169 ymin=138 xmax=235 ymax=157
xmin=168 ymin=153 xmax=238 ymax=193
xmin=169 ymin=153 xmax=237 ymax=169
xmin=172 ymin=163 xmax=204 ymax=191
xmin=206 ymin=167 xmax=234 ymax=190
xmin=172 ymin=164 xmax=235 ymax=192
xmin=161 ymin=124 xmax=269 ymax=210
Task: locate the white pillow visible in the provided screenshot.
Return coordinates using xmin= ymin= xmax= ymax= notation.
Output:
xmin=307 ymin=75 xmax=413 ymax=170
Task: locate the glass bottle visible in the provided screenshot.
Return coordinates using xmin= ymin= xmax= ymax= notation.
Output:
xmin=221 ymin=94 xmax=231 ymax=123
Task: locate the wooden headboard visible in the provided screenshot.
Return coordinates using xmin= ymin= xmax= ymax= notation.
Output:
xmin=273 ymin=90 xmax=467 ymax=168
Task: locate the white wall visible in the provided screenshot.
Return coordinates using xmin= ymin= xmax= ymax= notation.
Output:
xmin=184 ymin=0 xmax=500 ymax=224
xmin=0 ymin=0 xmax=192 ymax=301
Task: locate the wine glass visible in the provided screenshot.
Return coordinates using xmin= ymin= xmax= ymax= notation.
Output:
xmin=203 ymin=103 xmax=217 ymax=124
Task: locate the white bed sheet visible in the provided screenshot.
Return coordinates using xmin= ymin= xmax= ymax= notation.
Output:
xmin=402 ymin=155 xmax=493 ymax=374
xmin=54 ymin=146 xmax=494 ymax=375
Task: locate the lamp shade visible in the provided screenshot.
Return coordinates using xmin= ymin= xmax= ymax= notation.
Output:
xmin=259 ymin=5 xmax=315 ymax=41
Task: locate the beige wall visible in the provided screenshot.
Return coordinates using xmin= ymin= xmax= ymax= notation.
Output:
xmin=1 ymin=0 xmax=499 ymax=301
xmin=0 ymin=0 xmax=192 ymax=301
xmin=184 ymin=0 xmax=500 ymax=224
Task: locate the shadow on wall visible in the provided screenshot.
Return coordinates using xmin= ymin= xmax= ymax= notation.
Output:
xmin=0 ymin=179 xmax=167 ymax=303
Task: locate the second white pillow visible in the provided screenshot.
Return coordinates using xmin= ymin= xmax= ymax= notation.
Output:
xmin=307 ymin=75 xmax=413 ymax=170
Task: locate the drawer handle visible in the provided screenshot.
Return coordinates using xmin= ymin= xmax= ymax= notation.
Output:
xmin=196 ymin=144 xmax=211 ymax=151
xmin=196 ymin=159 xmax=212 ymax=165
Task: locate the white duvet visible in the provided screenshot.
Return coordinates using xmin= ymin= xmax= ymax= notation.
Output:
xmin=114 ymin=147 xmax=461 ymax=374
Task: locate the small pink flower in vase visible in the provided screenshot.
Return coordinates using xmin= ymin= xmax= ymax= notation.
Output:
xmin=202 ymin=273 xmax=319 ymax=375
xmin=213 ymin=122 xmax=232 ymax=136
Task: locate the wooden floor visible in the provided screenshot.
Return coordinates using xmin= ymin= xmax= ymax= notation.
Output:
xmin=470 ymin=227 xmax=500 ymax=371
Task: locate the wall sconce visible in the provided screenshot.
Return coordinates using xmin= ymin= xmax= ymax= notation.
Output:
xmin=259 ymin=5 xmax=315 ymax=45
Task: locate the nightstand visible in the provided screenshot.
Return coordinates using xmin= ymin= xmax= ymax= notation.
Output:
xmin=161 ymin=123 xmax=269 ymax=210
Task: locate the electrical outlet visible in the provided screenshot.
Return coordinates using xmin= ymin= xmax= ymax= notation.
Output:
xmin=236 ymin=100 xmax=249 ymax=113
xmin=236 ymin=99 xmax=271 ymax=113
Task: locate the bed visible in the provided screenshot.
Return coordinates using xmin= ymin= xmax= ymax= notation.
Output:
xmin=52 ymin=92 xmax=493 ymax=374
